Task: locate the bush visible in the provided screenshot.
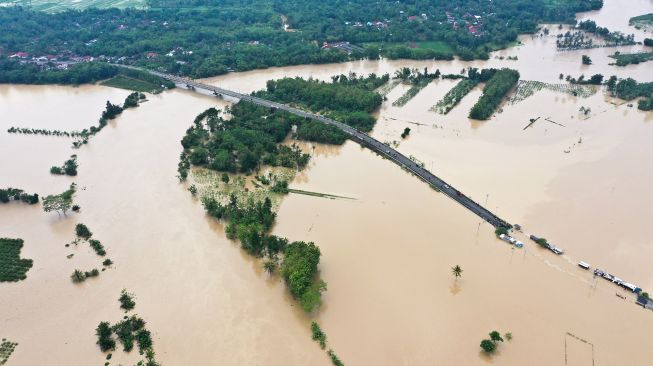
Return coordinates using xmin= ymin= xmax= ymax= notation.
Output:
xmin=480 ymin=339 xmax=496 ymax=353
xmin=96 ymin=322 xmax=116 ymax=352
xmin=89 ymin=239 xmax=106 ymax=256
xmin=71 ymin=269 xmax=86 ymax=283
xmin=311 ymin=322 xmax=327 ymax=349
xmin=75 ymin=223 xmax=93 ymax=239
xmin=119 ymin=290 xmax=136 ymax=311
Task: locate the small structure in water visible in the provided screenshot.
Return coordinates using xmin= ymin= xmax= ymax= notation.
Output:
xmin=578 ymin=261 xmax=590 ymax=270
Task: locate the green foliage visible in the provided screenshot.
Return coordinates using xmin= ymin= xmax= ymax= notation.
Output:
xmin=311 ymin=322 xmax=327 ymax=349
xmin=535 ymin=238 xmax=549 ymax=247
xmin=119 ymin=289 xmax=136 ymax=311
xmin=71 ymin=269 xmax=86 ymax=283
xmin=135 ymin=329 xmax=153 ymax=353
xmin=452 ymin=265 xmax=463 ymax=278
xmin=401 ymin=127 xmax=411 ymax=139
xmin=0 ymin=0 xmax=601 ymax=80
xmin=494 ymin=227 xmax=509 ymax=237
xmin=50 ymin=155 xmax=78 ymax=176
xmin=639 ymin=96 xmax=653 ymax=111
xmin=645 ymin=38 xmax=653 ymax=47
xmin=261 ymin=75 xmax=384 ymax=132
xmin=505 ymin=332 xmax=513 ymax=341
xmin=123 ymin=92 xmax=145 ymax=108
xmin=89 ymin=239 xmax=106 ymax=256
xmin=0 ymin=340 xmax=19 ymax=365
xmin=610 ymin=52 xmax=653 ymax=66
xmin=469 ymin=69 xmax=520 ymax=120
xmin=582 ymin=55 xmax=592 ymax=65
xmin=489 ymin=331 xmax=504 ymax=342
xmin=480 ymin=339 xmax=496 ymax=353
xmin=281 ymin=241 xmax=325 ymax=312
xmin=0 ymin=238 xmax=33 ymax=282
xmin=96 ymin=322 xmax=116 ymax=352
xmin=327 ymin=349 xmax=345 ymax=366
xmin=0 ymin=188 xmax=39 ymax=204
xmin=103 ymin=258 xmax=114 ymax=267
xmin=75 ymin=223 xmax=93 ymax=239
xmin=42 ymin=183 xmax=76 ymax=215
xmin=612 ymin=78 xmax=653 ymax=100
xmin=180 ymin=104 xmax=310 ymax=175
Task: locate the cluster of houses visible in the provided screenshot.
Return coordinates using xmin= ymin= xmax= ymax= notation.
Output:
xmin=445 ymin=11 xmax=485 ymax=36
xmin=345 ymin=11 xmax=428 ymax=30
xmin=6 ymin=52 xmax=131 ymax=70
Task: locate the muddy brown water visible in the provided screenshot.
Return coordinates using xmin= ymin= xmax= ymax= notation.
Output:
xmin=2 ymin=0 xmax=653 ymax=364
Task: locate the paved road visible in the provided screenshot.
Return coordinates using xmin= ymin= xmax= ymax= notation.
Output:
xmin=141 ymin=68 xmax=511 ymax=228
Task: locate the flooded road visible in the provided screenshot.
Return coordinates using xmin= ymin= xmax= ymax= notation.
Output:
xmin=2 ymin=0 xmax=653 ymax=364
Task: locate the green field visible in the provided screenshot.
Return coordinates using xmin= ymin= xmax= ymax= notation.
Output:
xmin=364 ymin=41 xmax=453 ymax=53
xmin=100 ymin=75 xmax=163 ymax=93
xmin=0 ymin=0 xmax=146 ymax=12
xmin=629 ymin=13 xmax=653 ymax=31
xmin=0 ymin=238 xmax=33 ymax=282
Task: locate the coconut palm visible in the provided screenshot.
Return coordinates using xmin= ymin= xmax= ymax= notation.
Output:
xmin=452 ymin=265 xmax=463 ymax=279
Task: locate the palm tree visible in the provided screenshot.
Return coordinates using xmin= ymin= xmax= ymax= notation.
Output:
xmin=452 ymin=265 xmax=463 ymax=279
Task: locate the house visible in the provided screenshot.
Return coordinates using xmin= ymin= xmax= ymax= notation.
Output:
xmin=146 ymin=52 xmax=158 ymax=59
xmin=9 ymin=52 xmax=29 ymax=59
xmin=407 ymin=15 xmax=418 ymax=22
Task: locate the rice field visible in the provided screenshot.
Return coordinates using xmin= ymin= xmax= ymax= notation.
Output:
xmin=375 ymin=79 xmax=401 ymax=97
xmin=431 ymin=79 xmax=478 ymax=114
xmin=0 ymin=0 xmax=146 ymax=12
xmin=508 ymin=80 xmax=597 ymax=105
xmin=392 ymin=79 xmax=432 ymax=107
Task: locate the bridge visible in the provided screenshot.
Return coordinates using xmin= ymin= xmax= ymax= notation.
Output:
xmin=140 ymin=68 xmax=511 ymax=228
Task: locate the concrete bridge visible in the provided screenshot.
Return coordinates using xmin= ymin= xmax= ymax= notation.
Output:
xmin=141 ymin=68 xmax=511 ymax=228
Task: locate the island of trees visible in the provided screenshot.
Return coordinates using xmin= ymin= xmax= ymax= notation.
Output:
xmin=0 ymin=188 xmax=39 ymax=205
xmin=0 ymin=238 xmax=34 ymax=282
xmin=468 ymin=68 xmax=520 ymax=120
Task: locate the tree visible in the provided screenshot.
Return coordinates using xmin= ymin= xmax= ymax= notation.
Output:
xmin=42 ymin=185 xmax=75 ymax=216
xmin=401 ymin=127 xmax=411 ymax=139
xmin=119 ymin=289 xmax=136 ymax=311
xmin=71 ymin=269 xmax=86 ymax=283
xmin=582 ymin=55 xmax=592 ymax=65
xmin=96 ymin=322 xmax=116 ymax=352
xmin=489 ymin=331 xmax=504 ymax=343
xmin=221 ymin=173 xmax=230 ymax=184
xmin=452 ymin=265 xmax=463 ymax=279
xmin=75 ymin=223 xmax=93 ymax=239
xmin=480 ymin=339 xmax=496 ymax=353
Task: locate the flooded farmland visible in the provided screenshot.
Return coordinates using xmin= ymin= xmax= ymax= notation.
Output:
xmin=2 ymin=0 xmax=653 ymax=364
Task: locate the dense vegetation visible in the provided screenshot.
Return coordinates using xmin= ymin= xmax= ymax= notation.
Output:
xmin=480 ymin=330 xmax=508 ymax=355
xmin=178 ymin=75 xmax=383 ymax=179
xmin=611 ymin=78 xmax=653 ymax=101
xmin=0 ymin=238 xmax=33 ymax=282
xmin=609 ymin=51 xmax=653 ymax=66
xmin=468 ymin=68 xmax=520 ymax=120
xmin=96 ymin=291 xmax=159 ymax=365
xmin=0 ymin=0 xmax=603 ymax=80
xmin=50 ymin=155 xmax=78 ymax=176
xmin=0 ymin=188 xmax=39 ymax=204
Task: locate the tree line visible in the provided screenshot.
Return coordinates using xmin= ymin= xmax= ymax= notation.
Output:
xmin=0 ymin=188 xmax=39 ymax=205
xmin=468 ymin=68 xmax=520 ymax=120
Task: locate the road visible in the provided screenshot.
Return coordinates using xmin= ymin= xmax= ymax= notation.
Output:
xmin=139 ymin=68 xmax=511 ymax=228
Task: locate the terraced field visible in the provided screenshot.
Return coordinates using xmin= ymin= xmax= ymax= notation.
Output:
xmin=0 ymin=0 xmax=145 ymax=12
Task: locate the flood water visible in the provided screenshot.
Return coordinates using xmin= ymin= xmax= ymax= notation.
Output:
xmin=2 ymin=0 xmax=653 ymax=364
